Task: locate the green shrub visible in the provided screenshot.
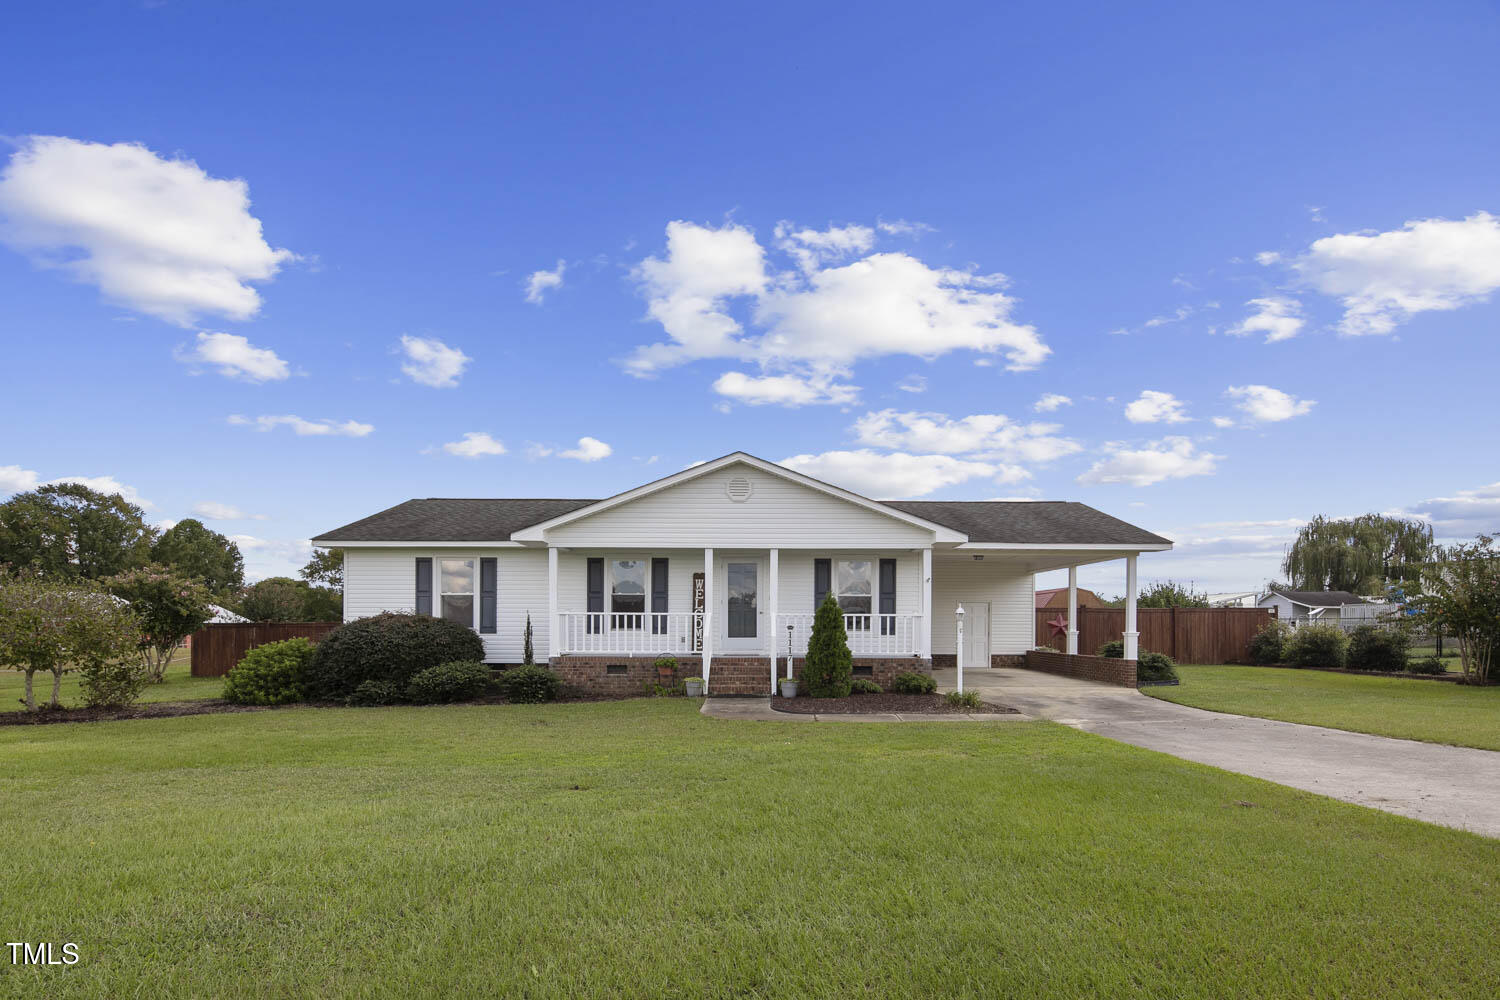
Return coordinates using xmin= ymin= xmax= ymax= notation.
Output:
xmin=407 ymin=660 xmax=493 ymax=704
xmin=305 ymin=613 xmax=485 ymax=699
xmin=802 ymin=595 xmax=853 ymax=698
xmin=1284 ymin=624 xmax=1350 ymax=669
xmin=1136 ymin=650 xmax=1179 ymax=684
xmin=501 ymin=664 xmax=561 ymax=704
xmin=890 ymin=671 xmax=936 ymax=694
xmin=79 ymin=658 xmax=149 ymax=709
xmin=1409 ymin=656 xmax=1447 ymax=675
xmin=849 ymin=677 xmax=883 ymax=695
xmin=1096 ymin=639 xmax=1124 ymax=658
xmin=346 ymin=679 xmax=402 ymax=706
xmin=944 ymin=689 xmax=983 ymax=710
xmin=1249 ymin=621 xmax=1292 ymax=665
xmin=222 ymin=637 xmax=314 ymax=705
xmin=1347 ymin=625 xmax=1410 ymax=673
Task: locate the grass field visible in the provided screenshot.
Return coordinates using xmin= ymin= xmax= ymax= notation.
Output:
xmin=1147 ymin=664 xmax=1500 ymax=750
xmin=0 ymin=649 xmax=221 ymax=711
xmin=1 ymin=700 xmax=1497 ymax=998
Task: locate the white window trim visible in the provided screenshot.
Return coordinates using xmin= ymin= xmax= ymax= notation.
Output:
xmin=607 ymin=553 xmax=651 ymax=628
xmin=438 ymin=555 xmax=478 ymax=631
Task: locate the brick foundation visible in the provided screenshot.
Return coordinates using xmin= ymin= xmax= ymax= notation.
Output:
xmin=931 ymin=653 xmax=1026 ymax=670
xmin=1023 ymin=649 xmax=1137 ymax=687
xmin=550 ymin=655 xmax=700 ymax=697
xmin=783 ymin=656 xmax=931 ymax=689
xmin=550 ymin=654 xmax=936 ymax=697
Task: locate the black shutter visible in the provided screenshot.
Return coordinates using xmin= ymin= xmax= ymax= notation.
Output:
xmin=651 ymin=558 xmax=669 ymax=634
xmin=587 ymin=557 xmax=604 ymax=634
xmin=813 ymin=558 xmax=831 ymax=609
xmin=415 ymin=557 xmax=433 ymax=616
xmin=879 ymin=558 xmax=896 ymax=636
xmin=479 ymin=557 xmax=497 ymax=634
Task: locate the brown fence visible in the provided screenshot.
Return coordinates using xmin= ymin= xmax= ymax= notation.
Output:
xmin=1034 ymin=607 xmax=1273 ymax=664
xmin=190 ymin=622 xmax=341 ymax=677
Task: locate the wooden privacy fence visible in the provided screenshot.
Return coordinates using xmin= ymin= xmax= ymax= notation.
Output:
xmin=190 ymin=622 xmax=341 ymax=677
xmin=1034 ymin=607 xmax=1273 ymax=664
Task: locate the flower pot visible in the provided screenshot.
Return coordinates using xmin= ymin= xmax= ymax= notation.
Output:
xmin=778 ymin=679 xmax=797 ymax=698
xmin=684 ymin=678 xmax=705 ymax=697
xmin=657 ymin=666 xmax=675 ymax=684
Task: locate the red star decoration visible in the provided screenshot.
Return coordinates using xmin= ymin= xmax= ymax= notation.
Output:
xmin=1045 ymin=614 xmax=1069 ymax=638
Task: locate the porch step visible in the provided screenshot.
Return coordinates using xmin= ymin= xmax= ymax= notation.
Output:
xmin=706 ymin=657 xmax=774 ymax=696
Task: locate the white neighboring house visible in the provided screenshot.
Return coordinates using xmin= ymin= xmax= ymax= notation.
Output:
xmin=312 ymin=452 xmax=1172 ymax=695
xmin=1256 ymin=585 xmax=1368 ymax=624
xmin=207 ymin=603 xmax=250 ymax=624
xmin=1207 ymin=591 xmax=1257 ymax=608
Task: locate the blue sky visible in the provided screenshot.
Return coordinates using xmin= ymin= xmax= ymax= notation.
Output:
xmin=2 ymin=1 xmax=1497 ymax=592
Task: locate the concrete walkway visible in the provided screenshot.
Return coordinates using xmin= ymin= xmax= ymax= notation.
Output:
xmin=933 ymin=667 xmax=1500 ymax=838
xmin=700 ymin=698 xmax=1027 ymax=724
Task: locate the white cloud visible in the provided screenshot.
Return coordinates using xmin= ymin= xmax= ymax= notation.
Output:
xmin=1124 ymin=390 xmax=1191 ymax=424
xmin=178 ymin=331 xmax=289 ymax=382
xmin=625 ymin=220 xmax=1048 ymax=378
xmin=442 ymin=432 xmax=507 ymax=458
xmin=780 ymin=450 xmax=1014 ymax=498
xmin=712 ymin=370 xmax=859 ymax=407
xmin=1226 ymin=296 xmax=1305 ymax=343
xmin=1077 ymin=437 xmax=1220 ymax=487
xmin=525 ymin=259 xmax=566 ymax=304
xmin=44 ymin=474 xmax=153 ymax=508
xmin=1224 ymin=384 xmax=1315 ymax=422
xmin=852 ymin=409 xmax=1081 ymax=464
xmin=0 ymin=465 xmax=40 ymax=493
xmin=775 ymin=222 xmax=876 ymax=272
xmin=227 ymin=414 xmax=373 ymax=437
xmin=1034 ymin=393 xmax=1072 ymax=413
xmin=1211 ymin=416 xmax=1236 ymax=428
xmin=876 ymin=219 xmax=935 ymax=237
xmin=1288 ymin=212 xmax=1500 ymax=336
xmin=192 ymin=501 xmax=266 ymax=520
xmin=560 ymin=436 xmax=612 ymax=462
xmin=399 ymin=335 xmax=471 ymax=388
xmin=0 ymin=135 xmax=292 ymax=325
xmin=1405 ymin=481 xmax=1500 ymax=538
xmin=896 ymin=374 xmax=927 ymax=394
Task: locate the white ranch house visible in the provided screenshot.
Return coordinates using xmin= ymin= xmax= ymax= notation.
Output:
xmin=312 ymin=453 xmax=1172 ymax=695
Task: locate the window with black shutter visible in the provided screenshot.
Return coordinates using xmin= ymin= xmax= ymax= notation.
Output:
xmin=415 ymin=557 xmax=433 ymax=615
xmin=879 ymin=558 xmax=896 ymax=636
xmin=479 ymin=557 xmax=497 ymax=634
xmin=586 ymin=557 xmax=604 ymax=634
xmin=813 ymin=558 xmax=831 ymax=609
xmin=651 ymin=558 xmax=669 ymax=634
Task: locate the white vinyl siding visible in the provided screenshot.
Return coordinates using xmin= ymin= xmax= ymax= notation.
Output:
xmin=776 ymin=551 xmax=921 ymax=617
xmin=930 ymin=553 xmax=1034 ymax=657
xmin=544 ymin=463 xmax=934 ymax=548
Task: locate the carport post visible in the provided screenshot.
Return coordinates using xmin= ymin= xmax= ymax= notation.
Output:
xmin=1123 ymin=554 xmax=1139 ymax=660
xmin=1066 ymin=566 xmax=1079 ymax=655
xmin=955 ymin=604 xmax=965 ymax=694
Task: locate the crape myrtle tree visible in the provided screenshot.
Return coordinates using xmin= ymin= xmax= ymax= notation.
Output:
xmin=152 ymin=519 xmax=245 ymax=598
xmin=106 ymin=567 xmax=214 ymax=682
xmin=1283 ymin=514 xmax=1434 ymax=596
xmin=803 ymin=594 xmax=853 ymax=698
xmin=1412 ymin=535 xmax=1500 ymax=686
xmin=0 ymin=483 xmax=154 ymax=581
xmin=0 ymin=575 xmax=141 ymax=711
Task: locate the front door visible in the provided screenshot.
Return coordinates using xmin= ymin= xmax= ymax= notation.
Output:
xmin=960 ymin=601 xmax=990 ymax=669
xmin=723 ymin=560 xmax=761 ymax=651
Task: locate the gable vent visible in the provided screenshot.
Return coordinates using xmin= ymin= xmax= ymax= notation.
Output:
xmin=725 ymin=476 xmax=753 ymax=502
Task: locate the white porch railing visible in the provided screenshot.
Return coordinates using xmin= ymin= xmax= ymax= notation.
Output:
xmin=556 ymin=612 xmax=703 ymax=655
xmin=775 ymin=613 xmax=923 ymax=659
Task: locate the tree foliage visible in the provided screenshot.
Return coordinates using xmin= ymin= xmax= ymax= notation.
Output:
xmin=522 ymin=612 xmax=535 ymax=666
xmin=1283 ymin=514 xmax=1434 ymax=595
xmin=1135 ymin=581 xmax=1210 ymax=608
xmin=802 ymin=594 xmax=853 ymax=698
xmin=237 ymin=576 xmax=341 ymax=622
xmin=0 ymin=483 xmax=154 ymax=581
xmin=0 ymin=575 xmax=141 ymax=710
xmin=300 ymin=548 xmax=344 ymax=589
xmin=106 ymin=567 xmax=214 ymax=682
xmin=152 ymin=518 xmax=244 ymax=597
xmin=1411 ymin=535 xmax=1500 ymax=685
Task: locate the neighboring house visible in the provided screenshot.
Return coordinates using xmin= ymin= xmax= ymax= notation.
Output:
xmin=311 ymin=452 xmax=1171 ymax=695
xmin=207 ymin=603 xmax=250 ymax=624
xmin=1206 ymin=591 xmax=1257 ymax=608
xmin=1256 ymin=586 xmax=1366 ymax=622
xmin=1035 ymin=587 xmax=1104 ymax=610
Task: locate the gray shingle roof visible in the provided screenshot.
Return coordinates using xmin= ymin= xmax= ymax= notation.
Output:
xmin=1267 ymin=586 xmax=1366 ymax=608
xmin=313 ymin=496 xmax=1169 ymax=546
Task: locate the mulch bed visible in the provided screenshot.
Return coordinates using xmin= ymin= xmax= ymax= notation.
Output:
xmin=772 ymin=693 xmax=1017 ymax=715
xmin=0 ymin=700 xmax=277 ymax=727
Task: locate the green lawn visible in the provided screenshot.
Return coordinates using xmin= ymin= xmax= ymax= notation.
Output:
xmin=1 ymin=701 xmax=1497 ymax=998
xmin=1147 ymin=664 xmax=1500 ymax=751
xmin=0 ymin=649 xmax=222 ymax=711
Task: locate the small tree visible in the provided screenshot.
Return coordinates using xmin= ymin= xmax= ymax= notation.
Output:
xmin=106 ymin=567 xmax=213 ymax=682
xmin=1411 ymin=535 xmax=1500 ymax=685
xmin=803 ymin=594 xmax=853 ymax=698
xmin=522 ymin=612 xmax=535 ymax=665
xmin=237 ymin=577 xmax=313 ymax=622
xmin=1135 ymin=581 xmax=1210 ymax=608
xmin=0 ymin=576 xmax=140 ymax=710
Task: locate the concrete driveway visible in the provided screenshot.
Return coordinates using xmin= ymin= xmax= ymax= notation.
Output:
xmin=935 ymin=667 xmax=1500 ymax=839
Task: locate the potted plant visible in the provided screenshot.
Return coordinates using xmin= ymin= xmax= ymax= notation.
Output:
xmin=684 ymin=674 xmax=706 ymax=697
xmin=778 ymin=675 xmax=797 ymax=698
xmin=654 ymin=655 xmax=678 ymax=684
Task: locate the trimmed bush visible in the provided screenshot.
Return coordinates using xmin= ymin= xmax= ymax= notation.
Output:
xmin=944 ymin=689 xmax=983 ymax=710
xmin=1347 ymin=625 xmax=1410 ymax=673
xmin=79 ymin=658 xmax=149 ymax=709
xmin=890 ymin=671 xmax=936 ymax=694
xmin=222 ymin=637 xmax=314 ymax=706
xmin=346 ymin=679 xmax=402 ymax=707
xmin=407 ymin=660 xmax=493 ymax=704
xmin=849 ymin=677 xmax=883 ymax=695
xmin=1097 ymin=640 xmax=1124 ymax=658
xmin=501 ymin=664 xmax=561 ymax=704
xmin=1409 ymin=656 xmax=1447 ymax=675
xmin=1284 ymin=624 xmax=1350 ymax=669
xmin=1249 ymin=621 xmax=1292 ymax=665
xmin=305 ymin=613 xmax=485 ymax=700
xmin=802 ymin=595 xmax=853 ymax=698
xmin=1136 ymin=650 xmax=1179 ymax=684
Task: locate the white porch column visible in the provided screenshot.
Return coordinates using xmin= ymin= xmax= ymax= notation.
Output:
xmin=702 ymin=547 xmax=714 ymax=684
xmin=920 ymin=547 xmax=933 ymax=659
xmin=1123 ymin=553 xmax=1139 ymax=660
xmin=767 ymin=548 xmax=779 ymax=693
xmin=547 ymin=545 xmax=559 ymax=660
xmin=1066 ymin=565 xmax=1079 ymax=655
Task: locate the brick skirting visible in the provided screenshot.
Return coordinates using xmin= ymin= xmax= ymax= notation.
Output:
xmin=1023 ymin=649 xmax=1137 ymax=687
xmin=550 ymin=655 xmax=700 ymax=697
xmin=782 ymin=656 xmax=931 ymax=689
xmin=551 ymin=654 xmax=935 ymax=697
xmin=931 ymin=653 xmax=1026 ymax=670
